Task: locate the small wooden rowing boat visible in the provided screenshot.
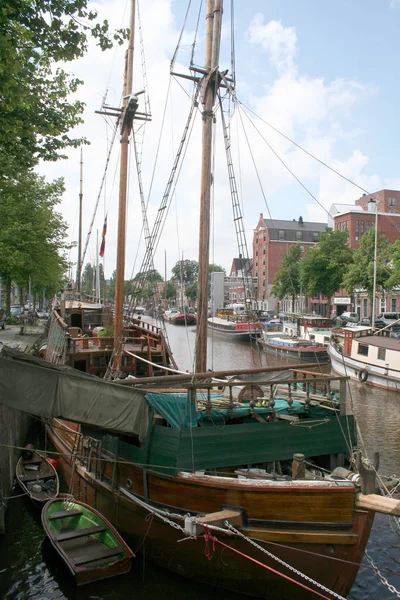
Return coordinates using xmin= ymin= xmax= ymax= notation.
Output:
xmin=16 ymin=447 xmax=59 ymax=505
xmin=42 ymin=497 xmax=134 ymax=586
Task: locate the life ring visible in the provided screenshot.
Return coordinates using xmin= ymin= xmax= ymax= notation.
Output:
xmin=358 ymin=369 xmax=369 ymax=383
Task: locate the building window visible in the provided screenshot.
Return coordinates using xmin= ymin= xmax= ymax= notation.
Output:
xmin=381 ymin=298 xmax=387 ymax=312
xmin=296 ymin=231 xmax=302 ymax=241
xmin=360 ymin=221 xmax=364 ymax=234
xmin=389 ymin=197 xmax=396 ymax=207
xmin=392 ymin=298 xmax=397 ymax=312
xmin=263 ymin=234 xmax=266 ymax=241
xmin=366 ymin=221 xmax=369 ymax=232
xmin=378 ymin=348 xmax=386 ymax=361
xmin=358 ymin=344 xmax=369 ymax=357
xmin=313 ymin=232 xmax=319 ymax=241
xmin=263 ymin=248 xmax=266 ymax=254
xmin=256 ymin=238 xmax=258 ymax=243
xmin=278 ymin=230 xmax=285 ymax=240
xmin=355 ymin=220 xmax=359 ymax=234
xmin=363 ymin=298 xmax=368 ymax=317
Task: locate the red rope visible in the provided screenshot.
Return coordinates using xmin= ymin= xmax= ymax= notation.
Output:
xmin=202 ymin=526 xmax=335 ymax=600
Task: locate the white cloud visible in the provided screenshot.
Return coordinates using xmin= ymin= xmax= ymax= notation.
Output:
xmin=248 ymin=15 xmax=297 ymax=73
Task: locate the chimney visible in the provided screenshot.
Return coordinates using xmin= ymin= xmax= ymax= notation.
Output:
xmin=298 ymin=216 xmax=303 ymax=225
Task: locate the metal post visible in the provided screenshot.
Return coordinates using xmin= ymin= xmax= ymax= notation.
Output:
xmin=372 ymin=200 xmax=378 ymax=329
xmin=77 ymin=148 xmax=83 ymax=293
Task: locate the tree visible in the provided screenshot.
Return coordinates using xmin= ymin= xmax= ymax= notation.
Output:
xmin=133 ymin=269 xmax=163 ymax=283
xmin=301 ymin=228 xmax=353 ymax=316
xmin=386 ymin=239 xmax=400 ymax=290
xmin=0 ymin=0 xmax=128 ymax=179
xmin=208 ymin=264 xmax=225 ymax=275
xmin=171 ymin=260 xmax=199 ymax=285
xmin=185 ymin=282 xmax=198 ymax=305
xmin=165 ymin=281 xmax=176 ymax=301
xmin=271 ymin=245 xmax=302 ymax=311
xmin=343 ymin=228 xmax=392 ymax=297
xmin=0 ymin=172 xmax=69 ymax=313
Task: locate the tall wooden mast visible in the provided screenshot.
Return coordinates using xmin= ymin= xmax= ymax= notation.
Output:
xmin=195 ymin=0 xmax=224 ymax=373
xmin=77 ymin=147 xmax=83 ymax=293
xmin=113 ymin=0 xmax=137 ymax=361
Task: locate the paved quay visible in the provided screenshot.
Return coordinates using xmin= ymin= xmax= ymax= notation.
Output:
xmin=0 ymin=320 xmax=45 ymax=353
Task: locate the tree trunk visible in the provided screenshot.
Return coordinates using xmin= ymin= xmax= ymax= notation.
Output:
xmin=5 ymin=276 xmax=11 ymax=315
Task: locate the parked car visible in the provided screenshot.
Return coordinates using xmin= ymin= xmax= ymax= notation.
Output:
xmin=36 ymin=309 xmax=49 ymax=319
xmin=376 ymin=312 xmax=400 ymax=330
xmin=339 ymin=311 xmax=359 ymax=324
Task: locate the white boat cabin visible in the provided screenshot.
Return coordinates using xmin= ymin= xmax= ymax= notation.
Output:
xmin=282 ymin=315 xmax=333 ymax=346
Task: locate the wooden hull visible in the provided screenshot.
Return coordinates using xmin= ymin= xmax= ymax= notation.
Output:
xmin=42 ymin=496 xmax=133 ymax=586
xmin=258 ymin=339 xmax=330 ymax=362
xmin=47 ymin=421 xmax=374 ymax=599
xmin=164 ymin=314 xmax=196 ymax=325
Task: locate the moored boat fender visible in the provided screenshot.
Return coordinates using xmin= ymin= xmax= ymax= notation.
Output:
xmin=358 ymin=369 xmax=369 ymax=383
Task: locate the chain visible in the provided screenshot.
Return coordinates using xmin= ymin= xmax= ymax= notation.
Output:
xmin=119 ymin=485 xmax=236 ymax=537
xmin=224 ymin=522 xmax=346 ymax=600
xmin=390 ymin=515 xmax=400 ymax=538
xmin=364 ymin=548 xmax=400 ymax=598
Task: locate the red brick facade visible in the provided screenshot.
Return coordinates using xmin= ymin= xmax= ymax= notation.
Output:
xmin=252 ymin=214 xmax=326 ymax=311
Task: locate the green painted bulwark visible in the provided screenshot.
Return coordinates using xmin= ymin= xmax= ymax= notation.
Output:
xmin=148 ymin=415 xmax=356 ymax=473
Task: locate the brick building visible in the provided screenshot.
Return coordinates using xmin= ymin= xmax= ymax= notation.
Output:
xmin=252 ymin=215 xmax=326 ymax=312
xmin=330 ymin=189 xmax=400 ymax=319
xmin=225 ymin=257 xmax=256 ymax=306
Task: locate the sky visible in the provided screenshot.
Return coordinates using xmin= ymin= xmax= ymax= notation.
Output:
xmin=37 ymin=0 xmax=400 ymax=281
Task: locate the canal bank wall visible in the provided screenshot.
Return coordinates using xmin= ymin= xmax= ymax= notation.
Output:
xmin=0 ymin=323 xmax=44 ymax=534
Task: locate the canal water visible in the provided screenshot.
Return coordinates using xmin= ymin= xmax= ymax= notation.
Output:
xmin=1 ymin=322 xmax=400 ymax=599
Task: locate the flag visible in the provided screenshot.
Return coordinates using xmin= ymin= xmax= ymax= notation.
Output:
xmin=99 ymin=215 xmax=107 ymax=258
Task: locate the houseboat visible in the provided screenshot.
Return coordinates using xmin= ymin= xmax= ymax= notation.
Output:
xmin=329 ymin=326 xmax=400 ymax=389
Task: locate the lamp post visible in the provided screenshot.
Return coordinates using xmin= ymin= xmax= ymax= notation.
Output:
xmin=371 ymin=200 xmax=378 ymax=329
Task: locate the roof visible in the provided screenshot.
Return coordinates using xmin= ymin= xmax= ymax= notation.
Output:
xmin=261 ymin=218 xmax=326 ymax=243
xmin=356 ymin=336 xmax=400 ymax=350
xmin=262 ymin=219 xmax=326 ymax=232
xmin=329 ymin=203 xmax=364 ymax=215
xmin=232 ymin=257 xmax=251 ymax=271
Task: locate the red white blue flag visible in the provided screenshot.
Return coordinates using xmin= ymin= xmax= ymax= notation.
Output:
xmin=99 ymin=215 xmax=107 ymax=258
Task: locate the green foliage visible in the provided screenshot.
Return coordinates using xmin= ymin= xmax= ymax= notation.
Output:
xmin=6 ymin=317 xmax=19 ymax=325
xmin=301 ymin=229 xmax=353 ymax=307
xmin=165 ymin=281 xmax=176 ymax=301
xmin=171 ymin=260 xmax=199 ymax=285
xmin=98 ymin=326 xmax=113 ymax=337
xmin=271 ymin=245 xmax=302 ymax=303
xmin=208 ymin=264 xmax=225 ymax=275
xmin=0 ymin=0 xmax=128 ymax=179
xmin=342 ymin=228 xmax=391 ymax=296
xmin=387 ymin=240 xmax=400 ymax=290
xmin=185 ymin=282 xmax=198 ymax=303
xmin=0 ymin=172 xmax=69 ymax=313
xmin=133 ymin=269 xmax=163 ymax=283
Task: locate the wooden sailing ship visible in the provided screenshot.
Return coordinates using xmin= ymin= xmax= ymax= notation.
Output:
xmin=2 ymin=1 xmax=395 ymax=598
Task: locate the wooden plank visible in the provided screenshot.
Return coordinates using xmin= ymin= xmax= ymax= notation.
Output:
xmin=243 ymin=527 xmax=358 ymax=545
xmin=197 ymin=509 xmax=243 ymax=527
xmin=55 ymin=525 xmax=106 ymax=542
xmin=356 ymin=493 xmax=400 ymax=516
xmin=19 ymin=472 xmax=55 ymax=483
xmin=49 ymin=509 xmax=83 ymax=520
xmin=73 ymin=545 xmax=122 ymax=565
